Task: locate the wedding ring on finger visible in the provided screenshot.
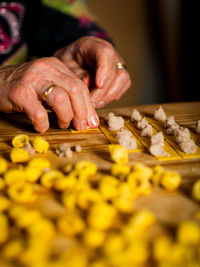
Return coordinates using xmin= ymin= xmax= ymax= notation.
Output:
xmin=116 ymin=62 xmax=127 ymax=70
xmin=42 ymin=84 xmax=56 ymax=101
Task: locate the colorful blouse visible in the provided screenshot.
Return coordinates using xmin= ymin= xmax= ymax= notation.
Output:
xmin=0 ymin=0 xmax=111 ymax=66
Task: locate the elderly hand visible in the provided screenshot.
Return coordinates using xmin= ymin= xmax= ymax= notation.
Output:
xmin=0 ymin=57 xmax=99 ymax=132
xmin=54 ymin=36 xmax=131 ymax=109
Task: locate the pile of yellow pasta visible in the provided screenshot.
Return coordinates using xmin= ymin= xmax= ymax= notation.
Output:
xmin=0 ymin=135 xmax=200 ymax=267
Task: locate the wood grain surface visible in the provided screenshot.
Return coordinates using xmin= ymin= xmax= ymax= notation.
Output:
xmin=0 ymin=102 xmax=200 ymax=240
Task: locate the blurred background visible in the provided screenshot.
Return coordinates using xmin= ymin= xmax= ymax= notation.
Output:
xmin=88 ymin=0 xmax=197 ymax=108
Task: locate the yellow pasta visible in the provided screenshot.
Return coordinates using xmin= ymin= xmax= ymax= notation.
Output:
xmin=10 ymin=147 xmax=30 ymax=163
xmin=4 ymin=168 xmax=25 ymax=186
xmin=2 ymin=239 xmax=24 ymax=260
xmin=109 ymin=144 xmax=128 ymax=165
xmin=153 ymin=236 xmax=172 ymax=262
xmin=0 ymin=213 xmax=9 ymax=244
xmin=75 ymin=160 xmax=97 ymax=176
xmin=88 ymin=203 xmax=117 ymax=230
xmin=160 ymin=171 xmax=182 ymax=191
xmin=192 ymin=179 xmax=200 ymax=201
xmin=83 ymin=228 xmax=106 ymax=248
xmin=27 ymin=157 xmax=51 ymax=170
xmin=57 ymin=213 xmax=85 ymax=237
xmin=12 ymin=134 xmax=30 ymax=148
xmin=99 ymin=175 xmax=119 ymax=200
xmin=0 ymin=195 xmax=11 ymax=212
xmin=40 ymin=170 xmax=64 ymax=188
xmin=177 ymin=221 xmax=200 ymax=245
xmin=0 ymin=177 xmax=5 ymax=190
xmin=0 ymin=157 xmax=8 ymax=174
xmin=32 ymin=136 xmax=49 ymax=153
xmin=111 ymin=164 xmax=131 ymax=180
xmin=8 ymin=181 xmax=36 ymax=203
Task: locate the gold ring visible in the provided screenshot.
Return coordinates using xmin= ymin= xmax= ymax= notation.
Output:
xmin=42 ymin=84 xmax=55 ymax=101
xmin=116 ymin=62 xmax=127 ymax=70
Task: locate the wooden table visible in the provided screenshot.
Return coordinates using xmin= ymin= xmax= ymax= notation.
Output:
xmin=0 ymin=102 xmax=200 ymax=264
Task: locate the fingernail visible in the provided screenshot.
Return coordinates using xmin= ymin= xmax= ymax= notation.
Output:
xmin=89 ymin=115 xmax=99 ymax=128
xmin=60 ymin=123 xmax=69 ymax=129
xmin=96 ymin=101 xmax=105 ymax=109
xmin=79 ymin=120 xmax=87 ymax=131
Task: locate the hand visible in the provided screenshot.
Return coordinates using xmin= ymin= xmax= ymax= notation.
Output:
xmin=0 ymin=57 xmax=99 ymax=132
xmin=54 ymin=36 xmax=131 ymax=109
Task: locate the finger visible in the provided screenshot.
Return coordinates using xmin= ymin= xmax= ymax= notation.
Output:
xmin=81 ymin=86 xmax=100 ymax=128
xmin=90 ymin=68 xmax=131 ymax=109
xmin=66 ymin=59 xmax=91 ymax=87
xmin=115 ymin=80 xmax=131 ymax=101
xmin=45 ymin=86 xmax=74 ymax=129
xmin=54 ymin=52 xmax=92 ymax=87
xmin=90 ymin=70 xmax=115 ymax=108
xmin=66 ymin=62 xmax=100 ymax=128
xmin=34 ymin=57 xmax=88 ymax=131
xmin=103 ymin=69 xmax=131 ymax=104
xmin=23 ymin=96 xmax=49 ymax=133
xmin=94 ymin=42 xmax=118 ymax=89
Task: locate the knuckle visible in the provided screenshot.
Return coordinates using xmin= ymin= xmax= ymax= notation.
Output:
xmin=105 ymin=92 xmax=115 ymax=104
xmin=9 ymin=86 xmax=24 ymax=103
xmin=69 ymin=81 xmax=81 ymax=94
xmin=101 ymin=39 xmax=114 ymax=49
xmin=120 ymin=71 xmax=131 ymax=84
xmin=31 ymin=57 xmax=52 ymax=70
xmin=33 ymin=110 xmax=46 ymax=123
xmin=98 ymin=44 xmax=114 ymax=56
xmin=51 ymin=90 xmax=67 ymax=106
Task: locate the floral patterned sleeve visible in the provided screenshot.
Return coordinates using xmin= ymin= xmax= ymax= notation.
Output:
xmin=0 ymin=0 xmax=112 ymax=66
xmin=25 ymin=0 xmax=112 ymax=58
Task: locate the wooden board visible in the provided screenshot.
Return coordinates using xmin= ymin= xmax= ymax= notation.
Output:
xmin=0 ymin=102 xmax=200 ymax=262
xmin=0 ymin=102 xmax=200 ymax=174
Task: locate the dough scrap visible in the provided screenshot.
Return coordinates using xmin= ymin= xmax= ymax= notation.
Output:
xmin=107 ymin=112 xmax=124 ymax=131
xmin=56 ymin=143 xmax=72 ymax=158
xmin=75 ymin=144 xmax=82 ymax=152
xmin=23 ymin=142 xmax=35 ymax=155
xmin=154 ymin=106 xmax=167 ymax=121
